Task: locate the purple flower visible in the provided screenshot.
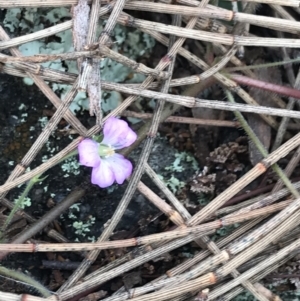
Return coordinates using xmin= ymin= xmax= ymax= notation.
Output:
xmin=78 ymin=117 xmax=137 ymax=188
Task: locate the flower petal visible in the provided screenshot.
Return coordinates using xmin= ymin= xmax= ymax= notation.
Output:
xmin=105 ymin=153 xmax=133 ymax=184
xmin=78 ymin=139 xmax=100 ymax=167
xmin=102 ymin=117 xmax=137 ymax=149
xmin=91 ymin=160 xmax=115 ymax=188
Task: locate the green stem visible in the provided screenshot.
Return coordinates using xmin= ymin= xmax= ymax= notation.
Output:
xmin=1 ymin=150 xmax=78 ymax=236
xmin=2 ymin=175 xmax=43 ymax=234
xmin=225 ymin=89 xmax=299 ymax=198
xmin=0 ymin=265 xmax=51 ymax=297
xmin=225 ymin=57 xmax=300 ymax=73
xmin=0 ymin=149 xmax=81 ymax=293
xmin=59 ymin=149 xmax=78 ymax=162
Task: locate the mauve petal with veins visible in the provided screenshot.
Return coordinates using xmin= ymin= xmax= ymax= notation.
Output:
xmin=78 ymin=139 xmax=100 ymax=167
xmin=91 ymin=160 xmax=115 ymax=188
xmin=105 ymin=153 xmax=132 ymax=184
xmin=78 ymin=118 xmax=136 ymax=188
xmin=102 ymin=117 xmax=137 ymax=149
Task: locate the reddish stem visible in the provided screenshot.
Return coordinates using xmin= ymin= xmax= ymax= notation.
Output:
xmin=229 ymin=73 xmax=300 ymax=99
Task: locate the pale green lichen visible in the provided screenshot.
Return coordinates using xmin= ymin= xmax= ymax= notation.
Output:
xmin=14 ymin=196 xmax=31 ymax=209
xmin=165 ymin=175 xmax=185 ymax=194
xmin=4 ymin=7 xmax=155 ymax=113
xmin=165 ymin=152 xmax=198 ymax=173
xmin=158 ymin=151 xmax=199 ymax=194
xmin=69 ymin=203 xmax=81 ymax=212
xmin=3 ymin=8 xmax=22 ymax=32
xmin=61 ymin=157 xmax=80 ymax=177
xmin=73 ymin=216 xmax=95 ymax=237
xmin=66 ymin=205 xmax=97 ymax=239
xmin=87 ymin=236 xmax=96 ymax=242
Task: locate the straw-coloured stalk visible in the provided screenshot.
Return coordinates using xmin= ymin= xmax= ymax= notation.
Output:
xmin=0 ymin=199 xmax=291 ymax=253
xmin=1 ymin=0 xmax=300 ymax=300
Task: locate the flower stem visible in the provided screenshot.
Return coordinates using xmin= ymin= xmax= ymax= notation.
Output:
xmin=59 ymin=149 xmax=78 ymax=162
xmin=1 ymin=150 xmax=78 ymax=239
xmin=225 ymin=89 xmax=299 ymax=198
xmin=0 ymin=265 xmax=51 ymax=297
xmin=1 ymin=174 xmax=47 ymax=236
xmin=226 ymin=57 xmax=300 ymax=72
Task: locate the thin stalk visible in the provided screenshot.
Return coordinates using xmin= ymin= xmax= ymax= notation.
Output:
xmin=226 ymin=56 xmax=300 ymax=72
xmin=225 ymin=89 xmax=299 ymax=198
xmin=0 ymin=188 xmax=85 ymax=261
xmin=1 ymin=149 xmax=78 ymax=239
xmin=0 ymin=266 xmax=51 ymax=297
xmin=229 ymin=73 xmax=300 ymax=99
xmin=1 ymin=174 xmax=46 ymax=236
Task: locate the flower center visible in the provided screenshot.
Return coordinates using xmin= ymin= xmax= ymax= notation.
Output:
xmin=98 ymin=144 xmax=115 ymax=157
